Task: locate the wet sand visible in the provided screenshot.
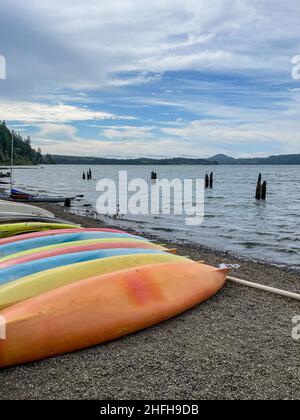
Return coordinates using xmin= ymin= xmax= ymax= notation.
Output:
xmin=0 ymin=204 xmax=299 ymax=400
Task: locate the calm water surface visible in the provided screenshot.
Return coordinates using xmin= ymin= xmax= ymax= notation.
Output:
xmin=11 ymin=165 xmax=300 ymax=270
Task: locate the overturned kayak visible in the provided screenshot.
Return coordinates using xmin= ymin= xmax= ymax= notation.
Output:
xmin=0 ymin=214 xmax=79 ymax=226
xmin=0 ymin=231 xmax=146 ymax=258
xmin=0 ymin=190 xmax=80 ymax=203
xmin=0 ymin=240 xmax=167 ymax=268
xmin=0 ymin=200 xmax=54 ymax=218
xmin=0 ymin=222 xmax=80 ymax=239
xmin=0 ymin=237 xmax=152 ymax=263
xmin=0 ymin=248 xmax=166 ymax=285
xmin=0 ymin=228 xmax=125 ymax=246
xmin=0 ymin=262 xmax=228 ymax=367
xmin=3 ymin=197 xmax=77 ymax=204
xmin=0 ymin=253 xmax=183 ymax=310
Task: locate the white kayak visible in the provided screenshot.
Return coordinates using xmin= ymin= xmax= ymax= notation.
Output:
xmin=0 ymin=200 xmax=54 ymax=218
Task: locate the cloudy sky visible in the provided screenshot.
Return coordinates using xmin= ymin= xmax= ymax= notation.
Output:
xmin=0 ymin=0 xmax=300 ymax=158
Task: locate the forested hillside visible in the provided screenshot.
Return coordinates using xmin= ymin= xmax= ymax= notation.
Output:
xmin=0 ymin=121 xmax=52 ymax=165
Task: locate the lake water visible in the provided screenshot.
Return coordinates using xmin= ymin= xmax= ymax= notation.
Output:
xmin=10 ymin=164 xmax=300 ymax=270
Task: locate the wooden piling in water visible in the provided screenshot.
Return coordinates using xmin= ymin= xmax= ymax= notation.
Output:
xmin=210 ymin=172 xmax=214 ymax=188
xmin=205 ymin=174 xmax=209 ymax=189
xmin=261 ymin=181 xmax=267 ymax=200
xmin=255 ymin=174 xmax=267 ymax=200
xmin=255 ymin=173 xmax=262 ymax=200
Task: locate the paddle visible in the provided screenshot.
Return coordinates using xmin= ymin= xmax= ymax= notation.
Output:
xmin=227 ymin=276 xmax=300 ymax=302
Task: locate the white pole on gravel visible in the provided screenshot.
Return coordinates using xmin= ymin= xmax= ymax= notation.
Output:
xmin=227 ymin=276 xmax=300 ymax=301
xmin=10 ymin=130 xmax=14 ymax=194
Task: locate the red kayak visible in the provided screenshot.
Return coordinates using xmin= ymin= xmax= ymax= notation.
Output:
xmin=0 ymin=228 xmax=126 ymax=246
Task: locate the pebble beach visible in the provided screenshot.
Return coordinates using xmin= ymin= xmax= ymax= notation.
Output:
xmin=0 ymin=204 xmax=299 ymax=400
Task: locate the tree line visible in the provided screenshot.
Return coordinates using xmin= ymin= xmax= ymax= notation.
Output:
xmin=0 ymin=121 xmax=53 ymax=165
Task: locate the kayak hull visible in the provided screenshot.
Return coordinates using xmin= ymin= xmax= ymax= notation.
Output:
xmin=0 ymin=200 xmax=54 ymax=218
xmin=0 ymin=196 xmax=76 ymax=203
xmin=0 ymin=262 xmax=228 ymax=367
xmin=0 ymin=249 xmax=167 ymax=285
xmin=0 ymin=253 xmax=184 ymax=310
xmin=0 ymin=238 xmax=151 ymax=263
xmin=0 ymin=231 xmax=145 ymax=258
xmin=0 ymin=222 xmax=79 ymax=238
xmin=0 ymin=215 xmax=79 ymax=225
xmin=0 ymin=240 xmax=166 ymax=268
xmin=0 ymin=228 xmax=126 ymax=246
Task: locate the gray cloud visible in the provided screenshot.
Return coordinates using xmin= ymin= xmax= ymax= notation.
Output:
xmin=1 ymin=0 xmax=300 ymax=157
xmin=1 ymin=0 xmax=299 ymax=100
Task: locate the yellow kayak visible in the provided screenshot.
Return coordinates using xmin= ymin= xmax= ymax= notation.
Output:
xmin=0 ymin=222 xmax=79 ymax=238
xmin=0 ymin=253 xmax=188 ymax=310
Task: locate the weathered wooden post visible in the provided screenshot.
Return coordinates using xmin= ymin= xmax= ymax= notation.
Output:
xmin=261 ymin=181 xmax=267 ymax=200
xmin=205 ymin=174 xmax=209 ymax=189
xmin=151 ymin=172 xmax=157 ymax=180
xmin=210 ymin=172 xmax=214 ymax=188
xmin=255 ymin=174 xmax=262 ymax=200
xmin=64 ymin=198 xmax=71 ymax=207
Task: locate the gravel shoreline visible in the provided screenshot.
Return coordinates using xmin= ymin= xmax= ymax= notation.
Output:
xmin=0 ymin=203 xmax=299 ymax=400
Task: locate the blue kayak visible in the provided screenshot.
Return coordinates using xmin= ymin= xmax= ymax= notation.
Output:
xmin=0 ymin=232 xmax=146 ymax=258
xmin=0 ymin=248 xmax=166 ymax=285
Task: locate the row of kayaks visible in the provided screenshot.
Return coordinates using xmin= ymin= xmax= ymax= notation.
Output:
xmin=0 ymin=200 xmax=79 ymax=235
xmin=0 ymin=203 xmax=229 ymax=368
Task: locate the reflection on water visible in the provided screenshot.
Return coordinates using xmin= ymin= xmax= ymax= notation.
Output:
xmin=12 ymin=164 xmax=300 ymax=270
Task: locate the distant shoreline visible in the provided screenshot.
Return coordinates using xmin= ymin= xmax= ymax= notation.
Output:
xmin=1 ymin=153 xmax=300 ymax=166
xmin=46 ymin=153 xmax=300 ymax=166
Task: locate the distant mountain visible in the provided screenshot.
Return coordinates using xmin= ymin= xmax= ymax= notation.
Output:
xmin=208 ymin=154 xmax=236 ymax=164
xmin=209 ymin=154 xmax=300 ymax=165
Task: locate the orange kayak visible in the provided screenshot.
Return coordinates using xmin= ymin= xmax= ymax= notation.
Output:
xmin=0 ymin=262 xmax=228 ymax=368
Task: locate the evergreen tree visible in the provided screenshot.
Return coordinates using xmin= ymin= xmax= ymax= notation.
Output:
xmin=0 ymin=121 xmax=50 ymax=165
